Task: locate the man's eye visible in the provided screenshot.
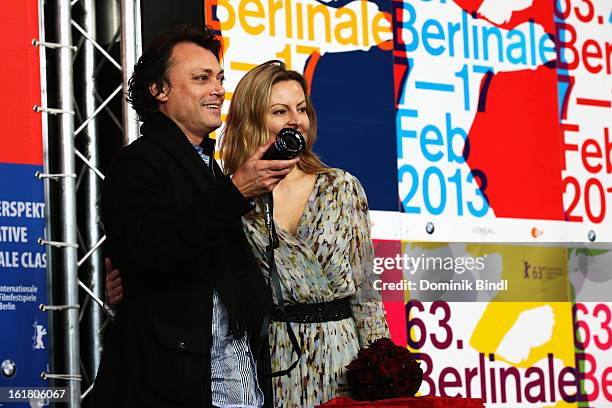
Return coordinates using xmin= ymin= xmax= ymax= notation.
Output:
xmin=196 ymin=75 xmax=209 ymax=81
xmin=218 ymin=76 xmax=225 ymax=84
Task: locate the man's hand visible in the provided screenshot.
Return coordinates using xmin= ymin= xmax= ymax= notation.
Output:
xmin=105 ymin=258 xmax=124 ymax=305
xmin=231 ymin=136 xmax=300 ymax=198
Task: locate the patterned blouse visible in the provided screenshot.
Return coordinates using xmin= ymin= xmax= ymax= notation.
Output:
xmin=242 ymin=168 xmax=389 ymax=407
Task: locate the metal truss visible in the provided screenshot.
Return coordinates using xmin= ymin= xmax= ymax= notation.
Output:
xmin=35 ymin=0 xmax=141 ymax=406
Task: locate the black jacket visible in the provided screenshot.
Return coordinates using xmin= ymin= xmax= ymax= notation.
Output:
xmin=91 ymin=112 xmax=271 ymax=408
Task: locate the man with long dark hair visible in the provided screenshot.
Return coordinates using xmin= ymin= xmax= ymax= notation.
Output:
xmin=91 ymin=25 xmax=298 ymax=407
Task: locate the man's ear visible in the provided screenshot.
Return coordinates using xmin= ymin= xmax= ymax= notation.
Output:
xmin=150 ymin=82 xmax=169 ymax=102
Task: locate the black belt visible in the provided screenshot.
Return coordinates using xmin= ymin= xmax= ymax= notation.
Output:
xmin=271 ymin=298 xmax=352 ymax=324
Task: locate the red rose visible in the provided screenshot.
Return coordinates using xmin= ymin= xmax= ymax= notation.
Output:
xmin=372 ymin=338 xmax=394 ymax=348
xmin=393 ymin=377 xmax=411 ymax=395
xmin=346 ymin=338 xmax=423 ymax=401
xmin=392 ymin=345 xmax=412 ymax=360
xmin=393 ymin=361 xmax=423 ymax=396
xmin=377 ymin=359 xmax=400 ymax=377
xmin=346 ymin=358 xmax=365 ymax=372
xmin=357 ymin=347 xmax=377 ymax=363
xmin=347 ymin=363 xmax=375 ymax=385
xmin=354 ymin=385 xmax=376 ymax=401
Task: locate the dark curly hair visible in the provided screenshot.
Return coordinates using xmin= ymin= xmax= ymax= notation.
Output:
xmin=127 ymin=24 xmax=221 ymax=120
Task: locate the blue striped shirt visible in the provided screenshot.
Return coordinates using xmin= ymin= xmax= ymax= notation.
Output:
xmin=192 ymin=143 xmax=263 ymax=408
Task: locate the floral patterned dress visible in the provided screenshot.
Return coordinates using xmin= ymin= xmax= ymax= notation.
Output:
xmin=242 ymin=168 xmax=390 ymax=407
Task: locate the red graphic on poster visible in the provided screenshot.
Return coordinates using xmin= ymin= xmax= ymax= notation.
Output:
xmin=0 ymin=1 xmax=43 ymax=165
xmin=466 ymin=65 xmax=565 ymax=220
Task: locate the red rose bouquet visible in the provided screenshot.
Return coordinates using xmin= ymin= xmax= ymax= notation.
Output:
xmin=345 ymin=338 xmax=422 ymax=401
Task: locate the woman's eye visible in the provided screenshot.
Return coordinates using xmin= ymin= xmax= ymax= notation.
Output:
xmin=273 ymin=110 xmax=286 ymax=115
xmin=298 ymin=107 xmax=307 ymax=113
xmin=218 ymin=76 xmax=225 ymax=84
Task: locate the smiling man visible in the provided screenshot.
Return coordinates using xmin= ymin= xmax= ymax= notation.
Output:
xmin=91 ymin=25 xmax=298 ymax=408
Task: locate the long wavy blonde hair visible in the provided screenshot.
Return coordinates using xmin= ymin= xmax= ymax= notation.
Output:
xmin=220 ymin=60 xmax=328 ymax=176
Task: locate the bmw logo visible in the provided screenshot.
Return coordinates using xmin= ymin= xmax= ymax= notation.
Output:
xmin=1 ymin=359 xmax=16 ymax=378
xmin=588 ymin=230 xmax=596 ymax=242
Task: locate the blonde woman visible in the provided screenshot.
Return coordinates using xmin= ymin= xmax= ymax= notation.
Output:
xmin=221 ymin=60 xmax=389 ymax=407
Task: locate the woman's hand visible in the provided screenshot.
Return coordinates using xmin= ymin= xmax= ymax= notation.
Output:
xmin=105 ymin=258 xmax=124 ymax=305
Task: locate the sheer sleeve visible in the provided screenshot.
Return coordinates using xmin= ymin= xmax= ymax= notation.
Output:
xmin=346 ymin=174 xmax=390 ymax=347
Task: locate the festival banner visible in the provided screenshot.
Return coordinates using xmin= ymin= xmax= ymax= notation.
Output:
xmin=376 ymin=241 xmax=612 ymax=407
xmin=392 ymin=0 xmax=611 ymax=242
xmin=205 ymin=0 xmax=399 ymax=211
xmin=206 ymin=0 xmax=611 ymax=242
xmin=206 ymin=0 xmax=612 ymax=404
xmin=0 ymin=1 xmax=50 ymax=406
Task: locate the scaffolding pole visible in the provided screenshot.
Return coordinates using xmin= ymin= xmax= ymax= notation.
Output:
xmin=81 ymin=0 xmax=104 ymax=381
xmin=38 ymin=0 xmax=58 ymax=390
xmin=38 ymin=1 xmax=141 ymax=405
xmin=56 ymin=0 xmax=81 ymax=406
xmin=120 ymin=0 xmax=141 ymax=145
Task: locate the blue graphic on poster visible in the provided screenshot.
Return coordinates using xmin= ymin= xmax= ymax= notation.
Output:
xmin=0 ymin=163 xmax=49 ymax=406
